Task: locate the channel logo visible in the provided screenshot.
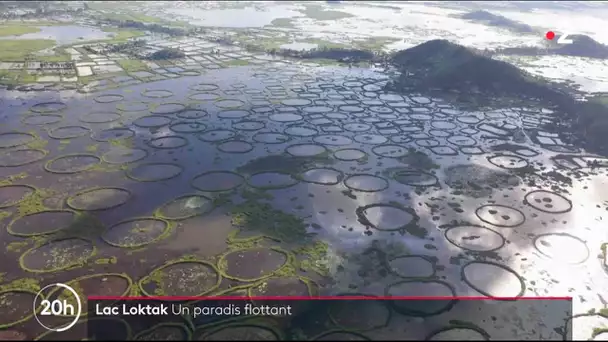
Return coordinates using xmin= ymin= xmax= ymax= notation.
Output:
xmin=33 ymin=283 xmax=82 ymax=332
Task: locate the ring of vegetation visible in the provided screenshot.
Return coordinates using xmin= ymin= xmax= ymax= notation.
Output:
xmin=30 ymin=101 xmax=67 ymax=113
xmin=46 ymin=273 xmax=133 ymax=317
xmin=21 ymin=114 xmax=63 ymax=126
xmin=197 ymin=129 xmax=236 ymax=143
xmin=285 ymin=143 xmax=328 ymax=158
xmin=475 ymin=204 xmax=525 ymax=228
xmin=356 ymin=203 xmax=420 ymax=232
xmin=189 ymin=83 xmax=219 ymax=92
xmin=385 ymin=279 xmax=457 ymax=317
xmin=116 ymin=101 xmax=149 ymax=112
xmin=79 ymin=112 xmax=121 ymax=124
xmin=532 ymin=233 xmax=590 ymax=265
xmin=388 ymin=255 xmax=437 ymax=279
xmin=154 ymin=194 xmax=215 ymax=220
xmin=34 ymin=317 xmax=132 ymax=341
xmin=91 ymin=127 xmax=135 ymax=142
xmin=94 ymin=94 xmax=125 ymax=104
xmin=189 ymin=92 xmax=221 ymax=101
xmin=102 ymin=217 xmax=171 ymax=248
xmin=141 ymin=89 xmax=174 ymax=99
xmin=48 ymin=125 xmax=91 ymax=139
xmin=191 ymin=170 xmax=244 ymax=192
xmin=232 ymin=120 xmax=266 ymax=131
xmin=133 ymin=322 xmax=193 ymax=341
xmin=177 ymin=109 xmax=208 ymax=119
xmin=193 ymin=323 xmax=282 ymax=341
xmin=391 ymin=169 xmax=438 ymax=187
xmin=444 ymin=225 xmax=506 ymax=253
xmin=19 ymin=237 xmax=96 ymax=273
xmin=523 ymin=189 xmax=572 ymax=214
xmin=67 ymin=187 xmax=132 ymax=211
xmin=0 ymin=184 xmax=36 ymax=209
xmin=132 ymin=115 xmax=172 ymax=128
xmin=44 ymin=153 xmax=101 ymax=174
xmin=146 ymin=136 xmax=189 ymax=149
xmin=101 ymin=148 xmax=148 ymax=165
xmin=344 ymin=174 xmax=390 ymax=193
xmin=460 ymin=261 xmax=526 ymax=298
xmin=179 ymin=70 xmax=201 ymax=77
xmin=126 ymin=163 xmax=184 ymax=182
xmin=252 ymin=132 xmax=291 ymax=144
xmin=7 ymin=209 xmax=77 ymax=237
xmin=327 ymin=293 xmax=391 ymax=332
xmin=424 ymin=324 xmax=491 ymax=341
xmin=297 ymin=167 xmax=345 ymax=185
xmin=311 ymin=330 xmax=371 ymax=341
xmin=139 ymin=260 xmax=221 ymax=297
xmin=217 ymin=140 xmax=254 ymax=154
xmin=0 ymin=289 xmax=41 ymax=329
xmin=217 ymin=247 xmax=291 ymax=282
xmin=333 ymin=148 xmax=367 ymax=162
xmin=0 ymin=131 xmax=36 ymax=148
xmin=150 ymin=102 xmax=187 ymax=115
xmin=0 ymin=148 xmax=47 ymax=167
xmin=169 ymin=122 xmax=207 ymax=134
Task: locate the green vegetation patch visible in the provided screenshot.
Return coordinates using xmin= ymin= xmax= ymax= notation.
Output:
xmin=299 ymin=4 xmax=355 ymax=21
xmin=117 ymin=59 xmax=148 ymax=72
xmin=0 ymin=25 xmax=41 ymax=37
xmin=0 ymin=39 xmax=55 ymax=60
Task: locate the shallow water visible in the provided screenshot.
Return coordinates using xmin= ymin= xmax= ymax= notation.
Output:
xmin=1 ymin=60 xmax=607 ymax=339
xmin=1 ymin=25 xmax=112 ymax=45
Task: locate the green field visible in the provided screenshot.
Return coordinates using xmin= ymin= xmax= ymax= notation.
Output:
xmin=0 ymin=39 xmax=55 ymax=60
xmin=0 ymin=25 xmax=41 ymax=37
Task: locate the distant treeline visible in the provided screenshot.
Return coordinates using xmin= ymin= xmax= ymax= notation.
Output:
xmin=103 ymin=19 xmax=188 ymax=37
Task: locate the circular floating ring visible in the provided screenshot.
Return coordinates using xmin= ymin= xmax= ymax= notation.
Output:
xmin=48 ymin=125 xmax=91 ymax=139
xmin=94 ymin=93 xmax=124 ymax=103
xmin=425 ymin=325 xmax=491 ymax=340
xmin=532 ymin=233 xmax=590 ymax=265
xmin=189 ymin=92 xmax=220 ymax=101
xmin=179 ymin=70 xmax=201 ymax=76
xmin=217 ymin=109 xmax=250 ymax=119
xmin=0 ymin=131 xmax=36 ymax=149
xmin=102 ymin=148 xmax=148 ymax=165
xmin=7 ymin=209 xmax=77 ymax=237
xmin=217 ymin=247 xmax=291 ymax=282
xmin=247 ymin=171 xmax=299 ymax=190
xmin=139 ymin=260 xmax=221 ymax=297
xmin=487 ymin=154 xmax=529 ymax=169
xmin=356 ymin=203 xmax=420 ymax=232
xmin=46 ymin=273 xmax=133 ymax=317
xmin=44 ymin=153 xmax=101 ymax=174
xmin=176 ymin=109 xmax=208 ymax=120
xmin=191 ymin=170 xmax=244 ymax=192
xmin=298 ymin=167 xmax=344 ymax=185
xmin=79 ymin=111 xmax=121 ymax=124
xmin=126 ymin=163 xmax=184 ymax=182
xmin=269 ymin=113 xmax=303 ymax=123
xmin=147 ymin=136 xmax=189 ymax=149
xmin=285 ymin=143 xmax=328 ymax=158
xmin=284 ymin=126 xmax=318 ymax=137
xmin=67 ymin=187 xmax=132 ymax=211
xmin=344 ymin=174 xmax=389 ymax=192
xmin=197 ymin=129 xmax=236 ymax=142
xmin=392 ymin=169 xmax=438 ymax=187
xmin=194 ymin=323 xmax=282 ymax=341
xmin=169 ymin=122 xmax=207 ymax=134
xmin=116 ymin=101 xmax=149 ymax=112
xmin=333 ymin=148 xmax=367 ymax=162
xmin=311 ymin=330 xmax=371 ymax=341
xmin=0 ymin=184 xmax=35 ymax=209
xmin=34 ymin=317 xmax=132 ymax=340
xmin=372 ymin=144 xmax=409 ymax=158
xmin=133 ymin=322 xmax=192 ymax=341
xmin=461 ymin=261 xmax=526 ymax=298
xmin=132 ymin=115 xmax=172 ymax=129
xmin=388 ymin=255 xmax=437 ymax=278
xmin=232 ymin=120 xmax=265 ymax=131
xmin=252 ymin=132 xmax=290 ymax=144
xmin=30 ymin=101 xmax=67 ymax=113
xmin=475 ymin=204 xmax=525 ymax=228
xmin=150 ymin=103 xmax=187 ymax=115
xmin=91 ymin=127 xmax=135 ymax=142
xmin=0 ymin=289 xmax=40 ymax=328
xmin=102 ymin=217 xmax=171 ymax=248
xmin=444 ymin=225 xmax=505 ymax=252
xmin=189 ymin=83 xmax=219 ymax=92
xmin=217 ymin=140 xmax=254 ymax=154
xmin=313 ymin=134 xmax=353 ymax=146
xmin=155 ymin=194 xmax=214 ymax=220
xmin=524 ymin=190 xmax=572 ymax=214
xmin=21 ymin=114 xmax=63 ymax=125
xmin=215 ymin=99 xmax=246 ymax=109
xmin=19 ymin=237 xmax=96 ymax=273
xmin=141 ymin=89 xmax=174 ymax=99
xmin=385 ymin=279 xmax=457 ymax=317
xmin=0 ymin=148 xmax=47 ymax=167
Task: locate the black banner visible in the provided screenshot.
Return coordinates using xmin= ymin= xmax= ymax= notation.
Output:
xmin=44 ymin=297 xmax=573 ymax=340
